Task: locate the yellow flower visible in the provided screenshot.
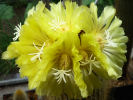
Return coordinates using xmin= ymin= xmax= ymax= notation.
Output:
xmin=2 ymin=1 xmax=128 ymax=99
xmin=87 ymin=3 xmax=128 ymax=79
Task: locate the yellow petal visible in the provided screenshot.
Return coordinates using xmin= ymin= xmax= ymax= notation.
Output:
xmin=2 ymin=42 xmax=19 ymax=59
xmin=72 ymin=48 xmax=88 ymax=97
xmin=98 ymin=6 xmax=116 ymax=30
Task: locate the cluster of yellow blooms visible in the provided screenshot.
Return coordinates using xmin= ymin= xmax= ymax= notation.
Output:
xmin=2 ymin=1 xmax=128 ymax=99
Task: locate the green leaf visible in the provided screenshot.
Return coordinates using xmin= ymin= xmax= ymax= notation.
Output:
xmin=18 ymin=0 xmax=28 ymax=3
xmin=0 ymin=59 xmax=16 ymax=76
xmin=99 ymin=0 xmax=104 ymax=4
xmin=0 ymin=4 xmax=14 ymax=20
xmin=51 ymin=0 xmax=60 ymax=3
xmin=0 ymin=31 xmax=12 ymax=51
xmin=0 ymin=31 xmax=15 ymax=76
xmin=82 ymin=0 xmax=95 ymax=5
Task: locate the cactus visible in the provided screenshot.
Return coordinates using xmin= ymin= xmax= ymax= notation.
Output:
xmin=13 ymin=89 xmax=28 ymax=100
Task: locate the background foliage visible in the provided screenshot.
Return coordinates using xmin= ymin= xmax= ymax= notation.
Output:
xmin=0 ymin=0 xmax=114 ymax=76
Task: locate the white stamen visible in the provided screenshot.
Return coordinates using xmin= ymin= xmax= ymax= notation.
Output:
xmin=104 ymin=30 xmax=117 ymax=47
xmin=48 ymin=17 xmax=66 ymax=31
xmin=13 ymin=23 xmax=21 ymax=41
xmin=52 ymin=68 xmax=71 ymax=84
xmin=80 ymin=54 xmax=99 ymax=75
xmin=29 ymin=42 xmax=45 ymax=61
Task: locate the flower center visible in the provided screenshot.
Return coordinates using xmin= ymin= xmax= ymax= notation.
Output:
xmin=60 ymin=25 xmax=69 ymax=32
xmin=96 ymin=34 xmax=106 ymax=49
xmin=49 ymin=17 xmax=67 ymax=31
xmin=59 ymin=54 xmax=71 ymax=70
xmin=80 ymin=50 xmax=89 ymax=61
xmin=80 ymin=50 xmax=100 ymax=74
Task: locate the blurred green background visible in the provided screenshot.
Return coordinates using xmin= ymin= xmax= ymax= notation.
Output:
xmin=0 ymin=0 xmax=114 ymax=76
